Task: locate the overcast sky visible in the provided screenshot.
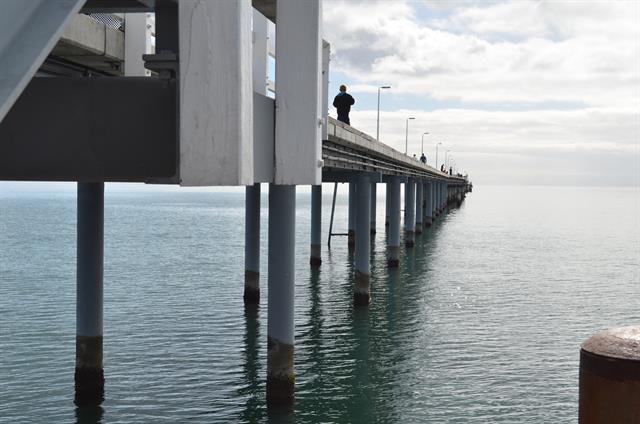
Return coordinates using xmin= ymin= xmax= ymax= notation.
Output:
xmin=323 ymin=0 xmax=640 ymax=186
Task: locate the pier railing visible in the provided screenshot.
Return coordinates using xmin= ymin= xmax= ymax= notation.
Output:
xmin=325 ymin=117 xmax=467 ymax=184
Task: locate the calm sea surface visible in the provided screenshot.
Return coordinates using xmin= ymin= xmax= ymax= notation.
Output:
xmin=1 ymin=184 xmax=638 ymax=423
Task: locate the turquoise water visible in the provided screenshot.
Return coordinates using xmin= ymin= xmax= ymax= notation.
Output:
xmin=1 ymin=184 xmax=639 ymax=423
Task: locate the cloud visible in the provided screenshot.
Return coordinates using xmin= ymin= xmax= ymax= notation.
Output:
xmin=323 ymin=0 xmax=640 ymax=186
xmin=324 ymin=0 xmax=640 ymax=107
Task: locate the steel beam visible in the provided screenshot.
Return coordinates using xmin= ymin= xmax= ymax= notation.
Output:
xmin=0 ymin=77 xmax=177 ymax=182
xmin=81 ymin=0 xmax=155 ymax=13
xmin=0 ymin=0 xmax=85 ymax=123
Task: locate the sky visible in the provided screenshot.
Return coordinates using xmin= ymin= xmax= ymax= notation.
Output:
xmin=322 ymin=0 xmax=640 ymax=186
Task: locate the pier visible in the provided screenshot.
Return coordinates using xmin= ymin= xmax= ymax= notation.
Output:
xmin=0 ymin=0 xmax=470 ymax=407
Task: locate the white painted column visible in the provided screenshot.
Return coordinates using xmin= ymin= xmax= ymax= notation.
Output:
xmin=179 ymin=0 xmax=253 ymax=186
xmin=252 ymin=9 xmax=268 ymax=95
xmin=124 ymin=13 xmax=151 ymax=76
xmin=274 ymin=0 xmax=323 ymax=185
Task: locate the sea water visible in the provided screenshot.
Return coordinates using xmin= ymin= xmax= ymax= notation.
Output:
xmin=1 ymin=184 xmax=638 ymax=423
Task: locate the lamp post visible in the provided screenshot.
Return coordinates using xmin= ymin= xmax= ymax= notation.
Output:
xmin=421 ymin=132 xmax=429 ymax=155
xmin=405 ymin=117 xmax=415 ymax=155
xmin=435 ymin=142 xmax=442 ymax=169
xmin=376 ymin=85 xmax=391 ymax=141
xmin=445 ymin=150 xmax=451 ymax=169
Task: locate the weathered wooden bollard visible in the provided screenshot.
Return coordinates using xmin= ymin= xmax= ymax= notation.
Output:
xmin=579 ymin=326 xmax=640 ymax=423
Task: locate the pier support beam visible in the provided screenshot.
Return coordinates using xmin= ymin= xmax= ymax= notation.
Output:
xmin=415 ymin=180 xmax=423 ymax=235
xmin=244 ymin=183 xmax=261 ymax=303
xmin=433 ymin=184 xmax=437 ymax=217
xmin=385 ymin=182 xmax=390 ymax=228
xmin=387 ymin=177 xmax=401 ymax=268
xmin=267 ymin=184 xmax=296 ymax=406
xmin=354 ymin=175 xmax=371 ymax=306
xmin=370 ymin=182 xmax=376 ymax=235
xmin=444 ymin=182 xmax=448 ymax=211
xmin=310 ymin=185 xmax=322 ymax=267
xmin=425 ymin=182 xmax=433 ymax=228
xmin=404 ymin=179 xmax=415 ymax=247
xmin=348 ymin=182 xmax=356 ymax=249
xmin=433 ymin=182 xmax=439 ymax=218
xmin=75 ymin=182 xmax=104 ymax=406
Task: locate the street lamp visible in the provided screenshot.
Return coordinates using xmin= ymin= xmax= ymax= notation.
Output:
xmin=445 ymin=150 xmax=451 ymax=169
xmin=435 ymin=142 xmax=442 ymax=169
xmin=421 ymin=132 xmax=429 ymax=155
xmin=376 ymin=85 xmax=391 ymax=141
xmin=405 ymin=117 xmax=415 ymax=155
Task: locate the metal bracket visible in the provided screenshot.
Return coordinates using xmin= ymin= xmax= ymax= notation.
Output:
xmin=143 ymin=51 xmax=178 ymax=79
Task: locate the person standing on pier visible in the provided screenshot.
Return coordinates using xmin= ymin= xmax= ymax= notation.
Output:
xmin=420 ymin=153 xmax=427 ymax=164
xmin=333 ymin=84 xmax=355 ymax=125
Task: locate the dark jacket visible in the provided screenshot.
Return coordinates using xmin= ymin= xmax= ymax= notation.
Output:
xmin=333 ymin=92 xmax=355 ymax=118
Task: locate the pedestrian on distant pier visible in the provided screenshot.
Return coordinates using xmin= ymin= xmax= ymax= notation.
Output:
xmin=441 ymin=164 xmax=445 ymax=173
xmin=420 ymin=153 xmax=427 ymax=164
xmin=450 ymin=167 xmax=453 ymax=175
xmin=333 ymin=84 xmax=355 ymax=125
